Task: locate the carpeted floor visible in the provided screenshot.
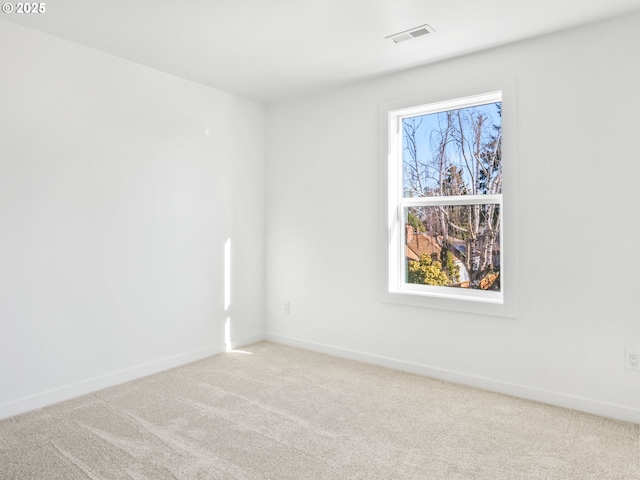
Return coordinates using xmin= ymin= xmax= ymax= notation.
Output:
xmin=1 ymin=341 xmax=638 ymax=479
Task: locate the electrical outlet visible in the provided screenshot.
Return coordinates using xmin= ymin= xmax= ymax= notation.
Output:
xmin=284 ymin=301 xmax=290 ymax=314
xmin=625 ymin=349 xmax=640 ymax=371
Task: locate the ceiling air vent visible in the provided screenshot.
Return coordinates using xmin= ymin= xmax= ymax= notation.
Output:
xmin=387 ymin=24 xmax=436 ymax=44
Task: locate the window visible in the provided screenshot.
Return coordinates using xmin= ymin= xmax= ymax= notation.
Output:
xmin=383 ymin=91 xmax=514 ymax=312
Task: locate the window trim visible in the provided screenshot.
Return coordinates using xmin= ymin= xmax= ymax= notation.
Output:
xmin=379 ymin=86 xmax=518 ymax=318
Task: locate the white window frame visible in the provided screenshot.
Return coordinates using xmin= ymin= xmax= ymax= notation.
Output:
xmin=379 ymin=88 xmax=518 ymax=318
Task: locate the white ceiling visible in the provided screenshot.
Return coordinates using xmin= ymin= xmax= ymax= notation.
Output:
xmin=3 ymin=0 xmax=640 ymax=103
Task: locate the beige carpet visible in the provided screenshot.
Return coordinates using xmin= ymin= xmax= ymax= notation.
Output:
xmin=1 ymin=342 xmax=638 ymax=479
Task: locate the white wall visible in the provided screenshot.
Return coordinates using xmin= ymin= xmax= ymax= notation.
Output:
xmin=0 ymin=22 xmax=265 ymax=418
xmin=265 ymin=13 xmax=640 ymax=423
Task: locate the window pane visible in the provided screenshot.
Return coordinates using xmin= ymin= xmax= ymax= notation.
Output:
xmin=402 ymin=102 xmax=502 ymax=198
xmin=405 ymin=205 xmax=501 ymax=291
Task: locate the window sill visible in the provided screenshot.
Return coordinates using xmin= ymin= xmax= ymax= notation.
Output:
xmin=380 ymin=288 xmax=517 ymax=318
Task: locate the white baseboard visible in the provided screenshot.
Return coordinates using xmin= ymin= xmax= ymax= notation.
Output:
xmin=266 ymin=333 xmax=640 ymax=425
xmin=1 ymin=342 xmax=230 ymax=420
xmin=230 ymin=333 xmax=266 ymax=350
xmin=1 ymin=333 xmax=270 ymax=420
